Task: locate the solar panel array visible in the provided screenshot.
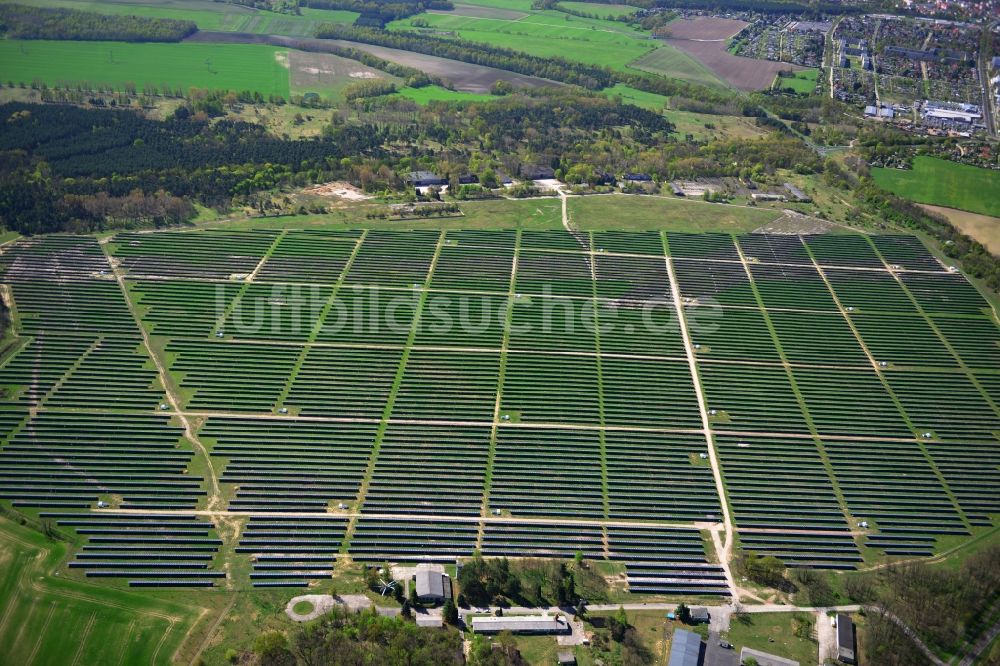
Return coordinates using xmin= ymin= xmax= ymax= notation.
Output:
xmin=0 ymin=229 xmax=997 ymax=593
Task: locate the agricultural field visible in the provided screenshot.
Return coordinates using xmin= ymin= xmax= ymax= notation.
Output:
xmin=0 ymin=517 xmax=220 ymax=666
xmin=621 ymin=44 xmax=728 ymax=89
xmin=919 ymin=205 xmax=1000 ymax=256
xmin=657 ymin=16 xmax=803 ymax=91
xmin=559 ymin=1 xmax=638 ymax=17
xmin=872 ymin=156 xmax=1000 ymax=219
xmin=388 ymin=9 xmax=656 ymax=71
xmin=0 ymin=220 xmax=998 ymax=662
xmin=0 ymin=40 xmax=291 ymax=98
xmin=4 ymin=0 xmax=359 ymax=34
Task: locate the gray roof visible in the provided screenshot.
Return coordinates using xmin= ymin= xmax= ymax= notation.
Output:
xmin=471 ymin=615 xmax=568 ymax=634
xmin=690 ymin=606 xmax=710 ymax=620
xmin=415 ymin=570 xmax=445 ymax=598
xmin=739 ymin=647 xmax=800 ymax=666
xmin=668 ymin=629 xmax=703 ymax=666
xmin=837 ymin=614 xmax=856 ymax=655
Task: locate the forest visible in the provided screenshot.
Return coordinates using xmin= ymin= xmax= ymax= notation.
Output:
xmin=855 ymin=545 xmax=1000 ymax=665
xmin=0 ymin=4 xmax=196 ymax=42
xmin=0 ymin=90 xmax=833 ymax=235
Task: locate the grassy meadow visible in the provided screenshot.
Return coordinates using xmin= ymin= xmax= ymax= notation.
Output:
xmin=569 ymin=193 xmax=783 ymax=232
xmin=601 ymin=83 xmax=668 ymax=111
xmin=873 ymin=156 xmax=1000 ymax=218
xmin=393 ymin=85 xmax=495 ymax=104
xmin=388 ymin=9 xmax=656 ymax=70
xmin=0 ymin=40 xmax=291 ymax=97
xmin=779 ymin=68 xmax=819 ymax=93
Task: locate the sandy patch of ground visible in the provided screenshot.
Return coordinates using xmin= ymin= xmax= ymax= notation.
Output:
xmin=274 ymin=50 xmax=289 ymax=69
xmin=303 ymin=181 xmax=373 ymax=200
xmin=921 ymin=204 xmax=1000 ymax=256
xmin=753 ymin=209 xmax=839 ymax=234
xmin=286 ymin=594 xmax=336 ymax=621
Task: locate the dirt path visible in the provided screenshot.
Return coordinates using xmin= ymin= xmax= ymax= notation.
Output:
xmin=99 ymin=240 xmax=223 ymax=511
xmin=663 ymin=252 xmax=738 ymax=600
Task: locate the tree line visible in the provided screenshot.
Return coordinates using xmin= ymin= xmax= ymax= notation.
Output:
xmin=0 ymin=4 xmax=196 ymax=42
xmin=314 ymin=22 xmax=763 ymax=112
xmin=304 ymin=0 xmax=453 ymax=26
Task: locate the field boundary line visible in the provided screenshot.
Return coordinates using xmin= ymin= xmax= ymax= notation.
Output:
xmin=100 ymin=240 xmax=223 ymax=508
xmin=246 ymin=229 xmax=288 ymax=283
xmin=732 ymin=236 xmax=858 ymax=544
xmin=38 ymin=336 xmax=104 ymax=407
xmin=91 ymin=507 xmax=717 ymax=531
xmin=587 ymin=231 xmax=611 ymax=520
xmin=478 ymin=229 xmax=520 ymax=547
xmin=343 ymin=230 xmax=445 ymax=552
xmin=661 ymin=231 xmax=737 ymax=599
xmin=872 ymin=242 xmax=1000 ymax=418
xmin=274 ymin=230 xmax=368 ymax=408
xmin=186 ymin=595 xmax=237 ymax=666
xmin=804 ymin=237 xmax=973 ymax=532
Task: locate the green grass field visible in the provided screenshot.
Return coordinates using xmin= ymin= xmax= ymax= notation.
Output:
xmin=393 ymin=85 xmax=495 ymax=104
xmin=2 ymin=0 xmax=358 ymax=33
xmin=723 ymin=612 xmax=819 ymax=666
xmin=0 ymin=40 xmax=291 ymax=97
xmin=388 ymin=9 xmax=655 ymax=70
xmin=601 ymin=83 xmax=668 ymax=111
xmin=627 ymin=45 xmax=728 ymax=89
xmin=778 ymin=68 xmax=819 ymax=93
xmin=0 ymin=517 xmax=217 ymax=666
xmin=872 ymin=156 xmax=1000 ymax=218
xmin=568 ymin=193 xmax=783 ymax=232
xmin=559 ymin=1 xmax=638 ymax=17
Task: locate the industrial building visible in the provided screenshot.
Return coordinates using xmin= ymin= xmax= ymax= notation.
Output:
xmin=414 ymin=569 xmax=451 ymax=604
xmin=836 ymin=614 xmax=857 ymax=665
xmin=470 ymin=614 xmax=570 ymax=635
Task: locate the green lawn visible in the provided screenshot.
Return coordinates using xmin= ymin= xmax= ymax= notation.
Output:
xmin=873 ymin=156 xmax=1000 ymax=218
xmin=0 ymin=516 xmax=218 ymax=666
xmin=568 ymin=194 xmax=783 ymax=232
xmin=393 ymin=85 xmax=496 ymax=104
xmin=0 ymin=40 xmax=291 ymax=97
xmin=723 ymin=612 xmax=819 ymax=666
xmin=1 ymin=0 xmax=358 ymax=33
xmin=388 ymin=10 xmax=655 ymax=70
xmin=601 ymin=83 xmax=668 ymax=111
xmin=778 ymin=68 xmax=819 ymax=93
